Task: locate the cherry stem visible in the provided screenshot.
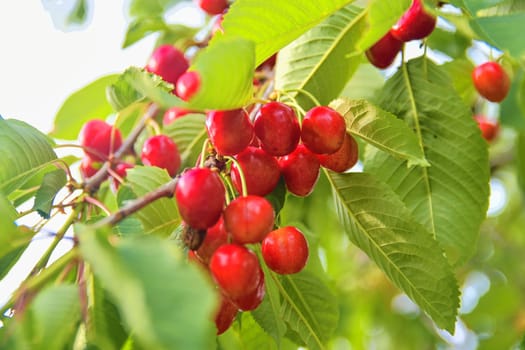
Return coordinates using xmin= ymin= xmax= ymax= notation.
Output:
xmin=281 ymin=88 xmax=321 ymax=107
xmin=225 ymin=156 xmax=248 ymax=197
xmin=199 ymin=139 xmax=211 ymax=168
xmin=84 ymin=195 xmax=111 ymax=216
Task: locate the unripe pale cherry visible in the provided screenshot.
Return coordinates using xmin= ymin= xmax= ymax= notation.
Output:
xmin=206 ymin=109 xmax=254 ymax=155
xmin=365 ymin=31 xmax=404 ymax=69
xmin=262 ymin=226 xmax=309 ymax=274
xmin=145 ymin=45 xmax=189 ymax=86
xmin=472 ymin=62 xmax=510 ymax=103
xmin=254 ymin=101 xmax=300 ymax=156
xmin=175 ymin=71 xmax=201 ymax=101
xmin=141 ymin=135 xmax=181 ymax=177
xmin=230 ymin=147 xmax=281 ymax=196
xmin=317 ymin=133 xmax=359 ymax=173
xmin=175 ymin=167 xmax=225 ymax=230
xmin=278 ymin=144 xmax=320 ymax=197
xmin=79 ymin=120 xmax=123 ymax=161
xmin=391 ymin=0 xmax=437 ymax=42
xmin=301 ymin=106 xmax=346 ymax=155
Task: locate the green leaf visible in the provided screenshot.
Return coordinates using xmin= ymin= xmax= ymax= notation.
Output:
xmin=221 ymin=0 xmax=353 ymax=65
xmin=236 ymin=312 xmax=279 ymax=349
xmin=426 ymin=27 xmax=471 ymax=59
xmin=77 ymin=225 xmax=217 ymax=350
xmin=501 ymin=68 xmax=525 ymax=130
xmin=15 ymin=285 xmax=81 ymax=350
xmin=460 ymin=0 xmax=506 ymax=14
xmin=32 ymin=169 xmax=67 ymax=219
xmin=51 ymin=74 xmax=119 ymax=140
xmin=329 ymin=98 xmax=429 ymax=167
xmin=356 ymin=0 xmax=411 ymax=51
xmin=0 ymin=119 xmax=57 ymax=195
xmin=128 ymin=0 xmax=181 ymax=17
xmin=471 ymin=12 xmax=525 ymax=58
xmin=163 ymin=113 xmax=207 ymax=169
xmin=442 ymin=58 xmax=477 ymax=106
xmin=123 ymin=16 xmax=167 ymax=48
xmin=364 ymin=57 xmax=490 ymax=265
xmin=326 ymin=171 xmax=460 ymax=332
xmin=517 ymin=132 xmax=525 ymax=195
xmin=67 ymin=0 xmax=88 ymax=25
xmin=275 ymin=271 xmax=339 ymax=350
xmin=124 ymin=166 xmax=180 ymax=236
xmin=340 ymin=63 xmax=385 ymax=101
xmin=115 ymin=217 xmax=145 ymax=237
xmin=275 ymin=5 xmax=367 ymax=110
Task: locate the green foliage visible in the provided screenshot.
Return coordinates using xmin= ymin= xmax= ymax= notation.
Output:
xmin=32 ymin=169 xmax=67 ymax=219
xmin=163 ymin=113 xmax=207 ymax=168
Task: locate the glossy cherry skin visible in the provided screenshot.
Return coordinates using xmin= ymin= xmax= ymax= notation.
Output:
xmin=262 ymin=226 xmax=309 ymax=274
xmin=474 ymin=116 xmax=499 ymax=142
xmin=145 ymin=45 xmax=189 ymax=86
xmin=391 ymin=0 xmax=437 ymax=42
xmin=472 ymin=62 xmax=511 ymax=103
xmin=231 ymin=272 xmax=265 ymax=311
xmin=175 ymin=167 xmax=225 ymax=230
xmin=110 ymin=162 xmax=134 ymax=191
xmin=365 ymin=30 xmax=404 ymax=69
xmin=194 ymin=0 xmax=229 ymax=15
xmin=230 ymin=147 xmax=281 ymax=196
xmin=141 ymin=135 xmax=181 ymax=177
xmin=278 ymin=144 xmax=320 ymax=197
xmin=175 ymin=71 xmax=201 ymax=101
xmin=163 ymin=106 xmax=192 ymax=125
xmin=301 ymin=106 xmax=346 ymax=155
xmin=195 ymin=216 xmax=228 ymax=264
xmin=254 ymin=102 xmax=300 ymax=156
xmin=79 ymin=157 xmax=101 ymax=179
xmin=209 ymin=244 xmax=263 ymax=299
xmin=206 ymin=109 xmax=254 ymax=155
xmin=318 ymin=133 xmax=359 ymax=173
xmin=79 ymin=120 xmax=123 ymax=161
xmin=214 ymin=294 xmax=238 ymax=335
xmin=223 ymin=195 xmax=275 ymax=244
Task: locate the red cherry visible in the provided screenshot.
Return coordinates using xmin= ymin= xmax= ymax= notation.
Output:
xmin=474 ymin=116 xmax=499 ymax=142
xmin=195 ymin=217 xmax=228 ymax=264
xmin=206 ymin=109 xmax=254 ymax=155
xmin=141 ymin=135 xmax=181 ymax=177
xmin=472 ymin=62 xmax=511 ymax=103
xmin=209 ymin=244 xmax=263 ymax=299
xmin=214 ymin=294 xmax=238 ymax=335
xmin=301 ymin=106 xmax=346 ymax=155
xmin=79 ymin=157 xmax=102 ymax=179
xmin=278 ymin=144 xmax=320 ymax=197
xmin=262 ymin=226 xmax=309 ymax=275
xmin=163 ymin=107 xmax=192 ymax=125
xmin=194 ymin=0 xmax=229 ymax=15
xmin=231 ymin=272 xmax=265 ymax=311
xmin=145 ymin=45 xmax=189 ymax=86
xmin=254 ymin=102 xmax=300 ymax=156
xmin=110 ymin=162 xmax=134 ymax=191
xmin=175 ymin=71 xmax=201 ymax=101
xmin=223 ymin=195 xmax=275 ymax=244
xmin=391 ymin=0 xmax=437 ymax=42
xmin=317 ymin=133 xmax=359 ymax=173
xmin=175 ymin=167 xmax=225 ymax=230
xmin=230 ymin=147 xmax=281 ymax=196
xmin=79 ymin=120 xmax=123 ymax=161
xmin=365 ymin=31 xmax=404 ymax=69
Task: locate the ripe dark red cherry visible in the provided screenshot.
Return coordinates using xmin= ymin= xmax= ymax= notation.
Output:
xmin=79 ymin=157 xmax=101 ymax=179
xmin=163 ymin=106 xmax=192 ymax=125
xmin=472 ymin=62 xmax=511 ymax=103
xmin=110 ymin=162 xmax=134 ymax=191
xmin=175 ymin=71 xmax=201 ymax=101
xmin=141 ymin=135 xmax=181 ymax=177
xmin=206 ymin=109 xmax=254 ymax=155
xmin=301 ymin=106 xmax=346 ymax=155
xmin=195 ymin=217 xmax=228 ymax=264
xmin=195 ymin=0 xmax=229 ymax=15
xmin=145 ymin=45 xmax=189 ymax=86
xmin=474 ymin=116 xmax=499 ymax=142
xmin=254 ymin=102 xmax=300 ymax=156
xmin=230 ymin=147 xmax=280 ymax=196
xmin=391 ymin=0 xmax=437 ymax=42
xmin=365 ymin=31 xmax=404 ymax=69
xmin=214 ymin=295 xmax=238 ymax=335
xmin=278 ymin=144 xmax=320 ymax=197
xmin=317 ymin=133 xmax=359 ymax=173
xmin=223 ymin=195 xmax=275 ymax=244
xmin=209 ymin=244 xmax=263 ymax=299
xmin=175 ymin=167 xmax=225 ymax=230
xmin=79 ymin=120 xmax=123 ymax=161
xmin=262 ymin=226 xmax=309 ymax=274
xmin=231 ymin=272 xmax=265 ymax=311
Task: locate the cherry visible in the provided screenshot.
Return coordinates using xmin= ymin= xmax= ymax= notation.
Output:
xmin=141 ymin=135 xmax=181 ymax=177
xmin=206 ymin=109 xmax=254 ymax=155
xmin=110 ymin=162 xmax=134 ymax=191
xmin=301 ymin=106 xmax=346 ymax=155
xmin=145 ymin=45 xmax=189 ymax=86
xmin=230 ymin=147 xmax=280 ymax=196
xmin=194 ymin=0 xmax=229 ymax=15
xmin=253 ymin=102 xmax=300 ymax=156
xmin=317 ymin=133 xmax=359 ymax=173
xmin=209 ymin=244 xmax=263 ymax=299
xmin=195 ymin=216 xmax=228 ymax=264
xmin=175 ymin=71 xmax=201 ymax=101
xmin=231 ymin=272 xmax=265 ymax=311
xmin=223 ymin=195 xmax=275 ymax=244
xmin=214 ymin=294 xmax=238 ymax=335
xmin=391 ymin=0 xmax=437 ymax=42
xmin=278 ymin=144 xmax=320 ymax=197
xmin=163 ymin=106 xmax=192 ymax=125
xmin=365 ymin=30 xmax=404 ymax=69
xmin=79 ymin=157 xmax=101 ymax=179
xmin=472 ymin=61 xmax=510 ymax=103
xmin=79 ymin=120 xmax=123 ymax=161
xmin=262 ymin=226 xmax=309 ymax=274
xmin=256 ymin=53 xmax=277 ymax=71
xmin=474 ymin=116 xmax=499 ymax=142
xmin=175 ymin=167 xmax=225 ymax=230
